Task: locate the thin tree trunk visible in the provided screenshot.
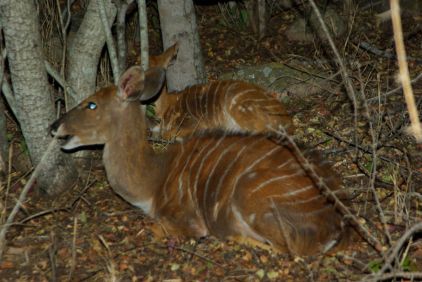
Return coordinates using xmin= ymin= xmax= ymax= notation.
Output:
xmin=0 ymin=0 xmax=77 ymax=194
xmin=0 ymin=97 xmax=7 ymax=179
xmin=157 ymin=0 xmax=206 ymax=91
xmin=246 ymin=0 xmax=267 ymax=40
xmin=116 ymin=0 xmax=133 ymax=72
xmin=66 ymin=0 xmax=116 ymax=106
xmin=137 ymin=0 xmax=149 ymax=70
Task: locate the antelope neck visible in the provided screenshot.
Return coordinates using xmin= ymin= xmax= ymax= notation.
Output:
xmin=102 ymin=101 xmax=166 ymax=215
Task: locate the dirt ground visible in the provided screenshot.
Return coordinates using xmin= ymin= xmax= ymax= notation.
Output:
xmin=1 ymin=1 xmax=422 ymax=281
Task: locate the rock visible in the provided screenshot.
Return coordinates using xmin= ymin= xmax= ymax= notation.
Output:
xmin=219 ymin=62 xmax=333 ymax=100
xmin=286 ymin=6 xmax=346 ymax=43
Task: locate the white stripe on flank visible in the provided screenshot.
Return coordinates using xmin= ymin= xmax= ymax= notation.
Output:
xmin=231 ymin=204 xmax=266 ymax=242
xmin=251 ymin=171 xmax=303 ymax=193
xmin=278 ymin=184 xmax=314 ymax=197
xmin=300 ymin=204 xmax=333 ymax=216
xmin=184 ymin=92 xmax=193 ymax=117
xmin=186 ymin=139 xmax=214 ymax=204
xmin=229 ymin=88 xmax=256 ymax=108
xmin=268 ymin=193 xmax=322 ymax=205
xmin=229 ymin=144 xmax=281 ymax=202
xmin=192 ymin=136 xmax=226 ymax=208
xmin=213 ymin=137 xmax=264 ymax=220
xmin=211 ymin=82 xmax=223 ymax=123
xmin=163 ymin=142 xmax=185 ymax=201
xmin=239 ymin=97 xmax=268 ymax=104
xmin=177 ymin=139 xmax=201 ymax=204
xmin=277 ymin=158 xmax=294 ymax=169
xmin=227 ymin=139 xmax=274 ymax=203
xmin=203 ymin=139 xmax=240 ymax=224
xmin=224 ymin=81 xmax=241 ymax=105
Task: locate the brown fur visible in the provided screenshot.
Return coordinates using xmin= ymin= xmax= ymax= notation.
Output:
xmin=51 ymin=67 xmax=349 ymax=256
xmin=147 ymin=44 xmax=295 ymax=140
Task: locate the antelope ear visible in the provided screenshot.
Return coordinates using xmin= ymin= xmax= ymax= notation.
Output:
xmin=118 ymin=66 xmax=145 ymax=99
xmin=150 ymin=42 xmax=179 ymax=69
xmin=139 ymin=67 xmax=166 ymax=103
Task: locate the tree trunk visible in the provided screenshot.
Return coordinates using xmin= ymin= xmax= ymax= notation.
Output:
xmin=245 ymin=0 xmax=267 ymax=40
xmin=157 ymin=0 xmax=206 ymax=91
xmin=0 ymin=0 xmax=77 ymax=194
xmin=66 ymin=0 xmax=116 ymax=106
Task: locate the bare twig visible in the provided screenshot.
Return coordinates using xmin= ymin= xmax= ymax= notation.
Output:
xmin=367 ymin=72 xmax=422 ymax=103
xmin=0 ymin=49 xmax=18 ymax=117
xmin=357 ymin=66 xmax=392 ymax=247
xmin=67 ymin=216 xmax=78 ymax=281
xmin=390 ymin=0 xmax=422 ymax=142
xmin=55 ymin=0 xmax=67 ymax=75
xmin=379 ymin=222 xmax=422 ymax=274
xmin=307 ymin=0 xmax=358 ymax=109
xmin=175 ymin=246 xmax=225 ymax=268
xmin=364 ymin=272 xmax=422 ymax=282
xmin=0 ymin=47 xmax=7 ymax=177
xmin=323 ymin=131 xmax=422 ymax=177
xmin=0 ymin=137 xmax=58 ymax=259
xmin=61 ymin=0 xmax=76 ymax=25
xmin=98 ymin=0 xmax=120 ymax=82
xmin=15 ymin=180 xmax=95 ymax=225
xmin=44 ymin=60 xmax=78 ymax=101
xmin=48 ymin=231 xmax=57 ymax=282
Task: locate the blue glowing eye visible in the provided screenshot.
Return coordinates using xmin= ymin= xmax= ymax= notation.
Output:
xmin=87 ymin=102 xmax=97 ymax=110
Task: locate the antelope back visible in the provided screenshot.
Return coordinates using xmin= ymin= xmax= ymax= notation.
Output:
xmin=157 ymin=134 xmax=346 ymax=255
xmin=157 ymin=80 xmax=295 ymax=140
xmin=51 ymin=66 xmax=347 ymax=256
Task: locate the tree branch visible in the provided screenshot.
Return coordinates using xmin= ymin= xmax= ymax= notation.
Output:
xmin=98 ymin=0 xmax=120 ymax=82
xmin=44 ymin=60 xmax=78 ymax=102
xmin=137 ymin=0 xmax=149 ymax=70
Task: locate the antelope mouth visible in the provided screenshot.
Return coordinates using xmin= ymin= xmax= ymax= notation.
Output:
xmin=50 ymin=126 xmax=81 ymax=150
xmin=53 ymin=132 xmax=76 ymax=149
xmin=58 ymin=134 xmax=82 ymax=151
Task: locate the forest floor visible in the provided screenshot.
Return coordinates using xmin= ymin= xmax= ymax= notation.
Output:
xmin=1 ymin=1 xmax=422 ymax=281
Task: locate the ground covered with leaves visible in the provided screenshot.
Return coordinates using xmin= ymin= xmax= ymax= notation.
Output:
xmin=1 ymin=1 xmax=422 ymax=281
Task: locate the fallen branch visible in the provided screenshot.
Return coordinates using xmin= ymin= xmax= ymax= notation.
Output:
xmin=0 ymin=137 xmax=58 ymax=260
xmin=269 ymin=125 xmax=384 ymax=254
xmin=359 ymin=41 xmax=422 ymax=64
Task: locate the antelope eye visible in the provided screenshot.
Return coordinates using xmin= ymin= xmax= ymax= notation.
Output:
xmin=87 ymin=102 xmax=97 ymax=110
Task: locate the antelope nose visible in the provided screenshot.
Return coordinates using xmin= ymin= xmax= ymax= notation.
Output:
xmin=49 ymin=118 xmax=62 ymax=136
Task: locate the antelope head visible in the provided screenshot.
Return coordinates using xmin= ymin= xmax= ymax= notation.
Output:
xmin=50 ymin=67 xmax=166 ymax=150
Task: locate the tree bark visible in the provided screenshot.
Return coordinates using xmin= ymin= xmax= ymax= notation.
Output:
xmin=157 ymin=0 xmax=206 ymax=91
xmin=0 ymin=0 xmax=77 ymax=194
xmin=66 ymin=0 xmax=116 ymax=106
